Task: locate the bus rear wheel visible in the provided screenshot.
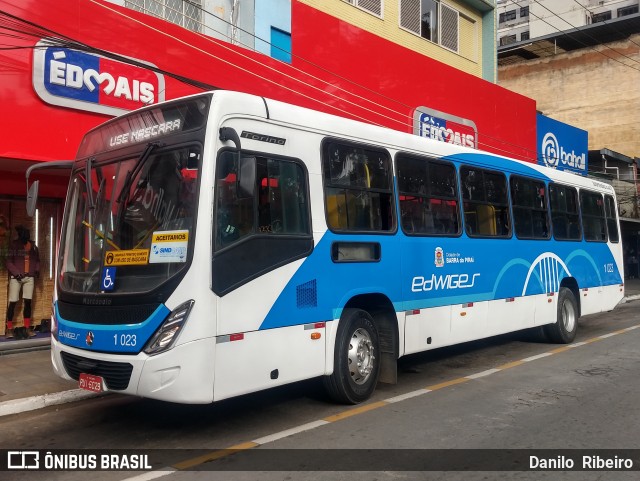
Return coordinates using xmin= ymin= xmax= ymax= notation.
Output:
xmin=544 ymin=287 xmax=578 ymax=343
xmin=323 ymin=308 xmax=380 ymax=404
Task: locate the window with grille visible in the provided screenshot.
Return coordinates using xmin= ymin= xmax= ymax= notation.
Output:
xmin=592 ymin=10 xmax=612 ymax=23
xmin=344 ymin=0 xmax=383 ymax=17
xmin=618 ymin=5 xmax=638 ymax=17
xmin=399 ymin=0 xmax=459 ymax=52
xmin=125 ymin=0 xmax=202 ymax=33
xmin=500 ymin=34 xmax=517 ymax=46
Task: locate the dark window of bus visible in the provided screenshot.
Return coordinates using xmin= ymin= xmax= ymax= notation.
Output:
xmin=461 ymin=166 xmax=510 ymax=237
xmin=580 ymin=190 xmax=607 ymax=242
xmin=396 ymin=155 xmax=460 ymax=236
xmin=604 ymin=194 xmax=619 ymax=243
xmin=322 ymin=141 xmax=395 ymax=233
xmin=510 ymin=176 xmax=550 ymax=239
xmin=215 ymin=152 xmax=310 ymax=249
xmin=549 ymin=184 xmax=581 ymax=241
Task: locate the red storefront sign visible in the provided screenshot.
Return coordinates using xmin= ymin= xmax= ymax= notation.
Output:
xmin=0 ymin=0 xmax=537 ymax=172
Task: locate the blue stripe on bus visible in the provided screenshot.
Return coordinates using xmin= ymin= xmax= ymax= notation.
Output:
xmin=55 ymin=302 xmax=170 ymax=353
xmin=259 ymin=231 xmax=621 ymax=330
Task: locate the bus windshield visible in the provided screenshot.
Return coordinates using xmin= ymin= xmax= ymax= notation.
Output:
xmin=59 ymin=145 xmax=201 ymax=295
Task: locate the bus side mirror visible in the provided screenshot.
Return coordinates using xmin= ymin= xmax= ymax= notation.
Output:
xmin=26 ymin=180 xmax=39 ymax=217
xmin=25 ymin=159 xmax=74 ymax=217
xmin=237 ymin=156 xmax=256 ymax=199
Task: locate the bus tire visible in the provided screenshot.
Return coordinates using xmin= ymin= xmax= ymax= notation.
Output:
xmin=544 ymin=287 xmax=578 ymax=343
xmin=323 ymin=308 xmax=380 ymax=404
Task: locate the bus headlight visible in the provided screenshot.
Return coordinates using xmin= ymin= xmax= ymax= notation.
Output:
xmin=144 ymin=300 xmax=194 ymax=355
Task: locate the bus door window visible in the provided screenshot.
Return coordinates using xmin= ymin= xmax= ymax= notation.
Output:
xmin=215 ymin=150 xmax=311 ymax=249
xmin=461 ymin=167 xmax=510 ymax=237
xmin=510 ymin=176 xmax=550 ymax=239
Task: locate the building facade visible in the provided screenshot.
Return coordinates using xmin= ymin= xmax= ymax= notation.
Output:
xmin=497 ymin=8 xmax=640 ymax=277
xmin=1 ymin=0 xmax=540 ymax=339
xmin=497 ymin=0 xmax=639 ymax=46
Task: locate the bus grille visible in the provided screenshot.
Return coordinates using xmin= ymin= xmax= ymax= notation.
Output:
xmin=61 ymin=352 xmax=133 ymax=390
xmin=57 ymin=301 xmax=160 ymax=325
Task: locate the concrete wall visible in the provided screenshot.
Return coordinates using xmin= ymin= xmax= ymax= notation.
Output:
xmin=498 ymin=33 xmax=640 ymax=159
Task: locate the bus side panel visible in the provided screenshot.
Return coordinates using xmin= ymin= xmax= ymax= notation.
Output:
xmin=213 ymin=324 xmax=325 ymax=402
xmin=450 ymin=301 xmax=489 ymax=344
xmin=403 ymin=305 xmax=451 ymax=355
xmin=488 ymin=295 xmax=536 ymax=333
xmin=534 ymin=292 xmax=557 ymax=326
xmin=581 ymin=284 xmax=623 ymax=316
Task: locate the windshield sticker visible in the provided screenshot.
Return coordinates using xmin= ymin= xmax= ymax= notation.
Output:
xmin=149 ymin=230 xmax=189 ymax=263
xmin=101 ymin=267 xmax=116 ymax=291
xmin=104 ymin=249 xmax=149 ymax=266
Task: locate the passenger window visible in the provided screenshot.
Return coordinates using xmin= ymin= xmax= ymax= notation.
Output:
xmin=580 ymin=190 xmax=607 ymax=242
xmin=323 ymin=140 xmax=395 ymax=232
xmin=604 ymin=194 xmax=619 ymax=243
xmin=510 ymin=176 xmax=550 ymax=239
xmin=396 ymin=155 xmax=460 ymax=236
xmin=461 ymin=166 xmax=510 ymax=237
xmin=549 ymin=183 xmax=581 ymax=241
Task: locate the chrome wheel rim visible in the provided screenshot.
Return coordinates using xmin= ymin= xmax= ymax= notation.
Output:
xmin=562 ymin=298 xmax=576 ymax=333
xmin=348 ymin=327 xmax=375 ymax=385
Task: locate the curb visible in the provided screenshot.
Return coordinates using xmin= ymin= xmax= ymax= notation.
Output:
xmin=0 ymin=389 xmax=104 ymax=417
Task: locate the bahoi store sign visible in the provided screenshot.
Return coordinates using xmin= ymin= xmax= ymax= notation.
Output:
xmin=32 ymin=39 xmax=165 ymax=116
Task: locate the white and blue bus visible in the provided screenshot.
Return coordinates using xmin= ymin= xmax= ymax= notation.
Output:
xmin=29 ymin=91 xmax=624 ymax=404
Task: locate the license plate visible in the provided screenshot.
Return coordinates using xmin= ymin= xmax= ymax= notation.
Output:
xmin=79 ymin=373 xmax=103 ymax=393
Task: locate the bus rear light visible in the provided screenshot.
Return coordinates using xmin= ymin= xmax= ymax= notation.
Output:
xmin=144 ymin=300 xmax=194 ymax=355
xmin=230 ymin=333 xmax=244 ymax=342
xmin=505 ymin=298 xmax=515 ymax=303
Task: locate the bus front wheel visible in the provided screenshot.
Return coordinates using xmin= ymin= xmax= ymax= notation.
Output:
xmin=544 ymin=287 xmax=578 ymax=343
xmin=323 ymin=308 xmax=380 ymax=404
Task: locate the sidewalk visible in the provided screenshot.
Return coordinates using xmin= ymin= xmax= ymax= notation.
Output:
xmin=2 ymin=280 xmax=640 ymax=417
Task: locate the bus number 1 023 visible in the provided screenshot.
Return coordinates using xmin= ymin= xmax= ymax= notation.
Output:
xmin=114 ymin=334 xmax=137 ymax=347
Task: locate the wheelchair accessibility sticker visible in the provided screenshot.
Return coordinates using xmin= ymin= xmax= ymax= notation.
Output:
xmin=101 ymin=267 xmax=116 ymax=291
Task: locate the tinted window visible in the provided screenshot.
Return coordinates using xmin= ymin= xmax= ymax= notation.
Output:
xmin=461 ymin=166 xmax=510 ymax=237
xmin=580 ymin=190 xmax=607 ymax=242
xmin=549 ymin=184 xmax=581 ymax=241
xmin=215 ymin=151 xmax=310 ymax=249
xmin=396 ymin=155 xmax=460 ymax=236
xmin=323 ymin=141 xmax=395 ymax=232
xmin=510 ymin=176 xmax=550 ymax=239
xmin=604 ymin=194 xmax=619 ymax=243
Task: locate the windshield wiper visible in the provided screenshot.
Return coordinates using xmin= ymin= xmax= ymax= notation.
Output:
xmin=85 ymin=156 xmax=96 ymax=210
xmin=116 ymin=142 xmax=159 ymax=205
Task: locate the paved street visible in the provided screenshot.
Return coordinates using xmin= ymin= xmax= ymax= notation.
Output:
xmin=1 ymin=299 xmax=639 ymax=480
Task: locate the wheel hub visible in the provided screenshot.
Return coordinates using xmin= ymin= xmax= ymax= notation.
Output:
xmin=348 ymin=328 xmax=375 ymax=385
